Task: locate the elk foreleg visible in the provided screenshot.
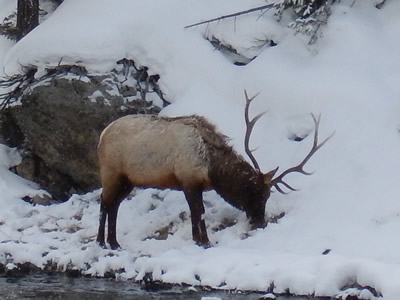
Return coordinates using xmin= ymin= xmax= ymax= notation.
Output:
xmin=184 ymin=186 xmax=210 ymax=248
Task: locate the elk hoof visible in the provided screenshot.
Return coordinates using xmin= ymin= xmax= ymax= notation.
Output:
xmin=96 ymin=239 xmax=107 ymax=249
xmin=203 ymin=242 xmax=211 ymax=249
xmin=196 ymin=240 xmax=211 ymax=249
xmin=249 ymin=219 xmax=267 ymax=230
xmin=109 ymin=241 xmax=121 ymax=250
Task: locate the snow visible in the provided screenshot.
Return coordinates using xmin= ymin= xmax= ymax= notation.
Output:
xmin=1 ymin=0 xmax=400 ymax=298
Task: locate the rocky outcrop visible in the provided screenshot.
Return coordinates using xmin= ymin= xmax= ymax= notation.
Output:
xmin=0 ymin=60 xmax=166 ymax=201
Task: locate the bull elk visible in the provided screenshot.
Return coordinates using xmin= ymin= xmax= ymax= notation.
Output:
xmin=96 ymin=91 xmax=332 ymax=249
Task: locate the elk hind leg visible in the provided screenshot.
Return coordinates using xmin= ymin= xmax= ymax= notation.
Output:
xmin=97 ymin=175 xmax=133 ymax=249
xmin=96 ymin=200 xmax=107 ymax=248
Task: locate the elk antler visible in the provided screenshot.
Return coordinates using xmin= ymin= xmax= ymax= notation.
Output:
xmin=270 ymin=114 xmax=334 ymax=194
xmin=244 ymin=90 xmax=265 ymax=171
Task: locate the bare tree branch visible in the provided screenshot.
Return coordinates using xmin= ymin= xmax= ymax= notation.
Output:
xmin=0 ymin=67 xmax=37 ymax=111
xmin=184 ymin=3 xmax=275 ymax=29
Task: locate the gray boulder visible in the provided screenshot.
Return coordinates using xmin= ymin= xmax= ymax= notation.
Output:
xmin=0 ymin=60 xmax=165 ymax=201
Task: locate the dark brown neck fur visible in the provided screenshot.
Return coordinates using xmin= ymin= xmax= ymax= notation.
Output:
xmin=207 ymin=143 xmax=266 ymax=217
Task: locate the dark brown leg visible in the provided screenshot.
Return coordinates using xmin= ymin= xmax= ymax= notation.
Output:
xmin=184 ymin=186 xmax=210 ymax=247
xmin=96 ymin=176 xmax=133 ymax=250
xmin=107 ymin=200 xmax=122 ymax=250
xmin=96 ymin=201 xmax=107 ymax=248
xmin=108 ymin=178 xmax=133 ymax=249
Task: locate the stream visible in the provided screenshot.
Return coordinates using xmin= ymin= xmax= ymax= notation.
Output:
xmin=0 ymin=273 xmax=315 ymax=300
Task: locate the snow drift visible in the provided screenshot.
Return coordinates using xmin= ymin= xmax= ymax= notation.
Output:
xmin=1 ymin=0 xmax=400 ymax=298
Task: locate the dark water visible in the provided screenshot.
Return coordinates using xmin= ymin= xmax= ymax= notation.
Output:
xmin=0 ymin=274 xmax=311 ymax=300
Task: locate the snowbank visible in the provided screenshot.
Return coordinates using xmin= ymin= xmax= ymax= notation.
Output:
xmin=1 ymin=0 xmax=400 ymax=298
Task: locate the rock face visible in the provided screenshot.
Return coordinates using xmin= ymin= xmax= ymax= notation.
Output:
xmin=0 ymin=61 xmax=165 ymax=201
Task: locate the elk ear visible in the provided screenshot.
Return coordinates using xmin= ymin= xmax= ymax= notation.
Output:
xmin=263 ymin=167 xmax=279 ymax=186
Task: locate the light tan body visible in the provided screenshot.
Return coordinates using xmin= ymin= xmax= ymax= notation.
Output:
xmin=98 ymin=115 xmax=213 ymax=191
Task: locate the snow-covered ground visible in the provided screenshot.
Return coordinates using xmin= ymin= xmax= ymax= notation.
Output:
xmin=1 ymin=0 xmax=400 ymax=298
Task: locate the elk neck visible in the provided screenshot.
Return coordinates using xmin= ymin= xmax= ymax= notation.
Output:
xmin=207 ymin=143 xmax=266 ymax=215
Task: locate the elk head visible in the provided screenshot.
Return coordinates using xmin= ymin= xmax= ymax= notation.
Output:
xmin=242 ymin=90 xmax=333 ymax=228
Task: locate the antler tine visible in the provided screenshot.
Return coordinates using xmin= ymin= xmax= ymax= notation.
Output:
xmin=271 ymin=113 xmax=334 ymax=194
xmin=244 ymin=90 xmax=265 ymax=171
xmin=311 ymin=113 xmax=335 ymax=152
xmin=274 ymin=180 xmax=298 ymax=194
